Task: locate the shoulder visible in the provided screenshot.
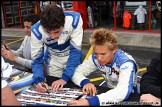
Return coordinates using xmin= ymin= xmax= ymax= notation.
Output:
xmin=115 ymin=49 xmax=136 ymax=65
xmin=31 ymin=21 xmax=43 ymax=40
xmin=64 ymin=11 xmax=81 ymax=29
xmin=147 ymin=54 xmax=161 ymax=73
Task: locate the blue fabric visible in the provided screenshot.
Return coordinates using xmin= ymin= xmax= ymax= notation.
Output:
xmin=64 ymin=11 xmax=80 ymax=29
xmin=62 ymin=44 xmax=82 ymax=82
xmin=31 ymin=21 xmax=42 ymax=40
xmin=86 ymin=96 xmax=100 ymax=106
xmin=9 ymin=74 xmax=34 ymax=89
xmin=80 ymin=79 xmax=90 ymax=87
xmin=32 ymin=47 xmax=45 ymax=84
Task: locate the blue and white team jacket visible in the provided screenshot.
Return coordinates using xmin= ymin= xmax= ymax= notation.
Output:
xmin=31 ymin=11 xmax=83 ymax=84
xmin=72 ymin=49 xmax=138 ymax=106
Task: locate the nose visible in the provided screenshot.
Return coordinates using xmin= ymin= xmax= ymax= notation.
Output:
xmin=97 ymin=55 xmax=102 ymax=61
xmin=24 ymin=27 xmax=28 ymax=31
xmin=50 ymin=33 xmax=59 ymax=39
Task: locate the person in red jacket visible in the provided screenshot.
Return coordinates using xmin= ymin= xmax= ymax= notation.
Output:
xmin=123 ymin=10 xmax=132 ymax=29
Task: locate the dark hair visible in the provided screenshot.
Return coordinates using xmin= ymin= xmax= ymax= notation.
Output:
xmin=40 ymin=4 xmax=65 ymax=31
xmin=23 ymin=13 xmax=40 ymax=25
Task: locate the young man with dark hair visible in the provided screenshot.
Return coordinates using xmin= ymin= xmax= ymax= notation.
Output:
xmin=30 ymin=4 xmax=83 ymax=92
xmin=2 ymin=13 xmax=40 ymax=70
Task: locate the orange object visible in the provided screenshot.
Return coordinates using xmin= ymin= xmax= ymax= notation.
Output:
xmin=72 ymin=1 xmax=88 ymax=29
xmin=123 ymin=10 xmax=132 ymax=28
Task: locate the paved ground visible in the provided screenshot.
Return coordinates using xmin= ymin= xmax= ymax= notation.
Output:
xmin=83 ymin=30 xmax=161 ymax=49
xmin=2 ymin=28 xmax=161 ymax=49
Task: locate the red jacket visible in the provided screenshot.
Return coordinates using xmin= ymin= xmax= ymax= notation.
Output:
xmin=123 ymin=10 xmax=132 ymax=28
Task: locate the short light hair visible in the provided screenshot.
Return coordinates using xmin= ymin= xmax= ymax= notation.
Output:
xmin=90 ymin=28 xmax=118 ymax=50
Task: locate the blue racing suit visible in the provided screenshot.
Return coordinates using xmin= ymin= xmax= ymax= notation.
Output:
xmin=72 ymin=49 xmax=138 ymax=106
xmin=31 ymin=11 xmax=83 ymax=84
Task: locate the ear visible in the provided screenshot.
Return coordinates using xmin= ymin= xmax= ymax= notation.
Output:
xmin=112 ymin=48 xmax=117 ymax=53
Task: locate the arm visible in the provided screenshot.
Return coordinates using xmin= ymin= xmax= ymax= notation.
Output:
xmin=15 ymin=57 xmax=32 ymax=69
xmin=11 ymin=38 xmax=25 ymax=57
xmin=30 ymin=31 xmax=45 ymax=84
xmin=2 ymin=39 xmax=27 ymax=66
xmin=12 ymin=36 xmax=32 ymax=68
xmin=1 ymin=57 xmax=21 ymax=106
xmin=86 ymin=62 xmax=136 ymax=106
xmin=140 ymin=94 xmax=161 ymax=106
xmin=61 ymin=15 xmax=84 ymax=82
xmin=134 ymin=9 xmax=138 ymax=15
xmin=2 ymin=85 xmax=21 ymax=106
xmin=72 ymin=54 xmax=97 ymax=87
xmin=140 ymin=54 xmax=161 ymax=98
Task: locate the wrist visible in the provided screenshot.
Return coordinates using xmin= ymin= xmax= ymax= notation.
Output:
xmin=13 ymin=55 xmax=17 ymax=61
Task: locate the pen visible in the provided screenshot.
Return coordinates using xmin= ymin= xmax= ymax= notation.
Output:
xmin=75 ymin=94 xmax=83 ymax=100
xmin=38 ymin=77 xmax=50 ymax=94
xmin=3 ymin=40 xmax=9 ymax=50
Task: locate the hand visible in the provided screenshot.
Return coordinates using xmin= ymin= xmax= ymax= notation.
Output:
xmin=51 ymin=79 xmax=67 ymax=91
xmin=140 ymin=94 xmax=161 ymax=106
xmin=82 ymin=83 xmax=97 ymax=96
xmin=2 ymin=42 xmax=10 ymax=50
xmin=68 ymin=98 xmax=89 ymax=106
xmin=2 ymin=45 xmax=17 ymax=61
xmin=35 ymin=82 xmax=49 ymax=93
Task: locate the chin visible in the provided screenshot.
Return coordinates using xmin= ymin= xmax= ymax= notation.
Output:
xmin=99 ymin=62 xmax=106 ymax=66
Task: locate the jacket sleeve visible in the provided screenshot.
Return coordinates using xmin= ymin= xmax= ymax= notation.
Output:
xmin=93 ymin=62 xmax=136 ymax=106
xmin=71 ymin=55 xmax=97 ymax=87
xmin=15 ymin=57 xmax=32 ymax=69
xmin=61 ymin=15 xmax=84 ymax=82
xmin=30 ymin=31 xmax=45 ymax=84
xmin=140 ymin=54 xmax=161 ymax=98
xmin=11 ymin=38 xmax=25 ymax=57
xmin=11 ymin=37 xmax=32 ymax=69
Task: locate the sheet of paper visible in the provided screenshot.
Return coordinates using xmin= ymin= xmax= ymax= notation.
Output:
xmin=17 ymin=86 xmax=86 ymax=106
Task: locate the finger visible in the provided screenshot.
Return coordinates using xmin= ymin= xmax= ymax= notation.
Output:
xmin=92 ymin=87 xmax=96 ymax=96
xmin=55 ymin=84 xmax=61 ymax=91
xmin=86 ymin=86 xmax=91 ymax=95
xmin=52 ymin=83 xmax=58 ymax=91
xmin=1 ymin=46 xmax=5 ymax=50
xmin=82 ymin=87 xmax=87 ymax=94
xmin=68 ymin=101 xmax=76 ymax=106
xmin=41 ymin=87 xmax=47 ymax=92
xmin=2 ymin=45 xmax=6 ymax=50
xmin=6 ymin=45 xmax=10 ymax=50
xmin=38 ymin=83 xmax=46 ymax=92
xmin=35 ymin=84 xmax=41 ymax=92
xmin=51 ymin=82 xmax=56 ymax=90
xmin=89 ymin=87 xmax=93 ymax=96
xmin=140 ymin=98 xmax=143 ymax=102
xmin=60 ymin=84 xmax=63 ymax=89
xmin=52 ymin=84 xmax=57 ymax=91
xmin=44 ymin=83 xmax=49 ymax=91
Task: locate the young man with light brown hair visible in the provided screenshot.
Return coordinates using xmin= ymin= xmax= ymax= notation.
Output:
xmin=68 ymin=28 xmax=138 ymax=106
